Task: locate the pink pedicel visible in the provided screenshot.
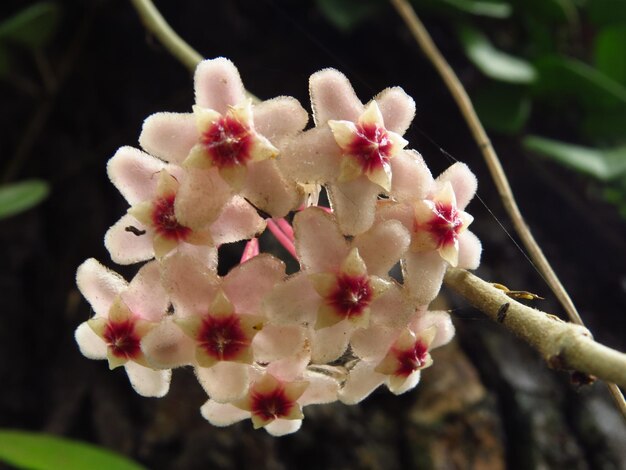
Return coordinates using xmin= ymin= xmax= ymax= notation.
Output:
xmin=327 ymin=273 xmax=373 ymax=320
xmin=152 ymin=194 xmax=191 ymax=241
xmin=200 ymin=116 xmax=252 ymax=168
xmin=103 ymin=319 xmax=142 ymax=360
xmin=427 ymin=202 xmax=464 ymax=248
xmin=197 ymin=313 xmax=251 ymax=361
xmin=347 ymin=123 xmax=393 ymax=173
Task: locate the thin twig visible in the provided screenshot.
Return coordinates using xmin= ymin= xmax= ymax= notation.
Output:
xmin=130 ymin=0 xmax=203 ymax=72
xmin=389 ymin=0 xmax=626 ymax=416
xmin=445 ymin=268 xmax=626 ymax=389
xmin=129 ymin=0 xmax=260 ymax=104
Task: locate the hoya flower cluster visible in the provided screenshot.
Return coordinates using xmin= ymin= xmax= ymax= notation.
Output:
xmin=76 ymin=58 xmax=481 ymax=436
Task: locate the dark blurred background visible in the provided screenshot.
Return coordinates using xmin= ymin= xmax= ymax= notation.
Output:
xmin=1 ymin=0 xmax=626 ymax=468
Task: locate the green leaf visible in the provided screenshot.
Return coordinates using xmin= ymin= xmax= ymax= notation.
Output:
xmin=0 ymin=179 xmax=50 ymax=220
xmin=458 ymin=25 xmax=537 ymax=84
xmin=441 ymin=0 xmax=512 ymax=18
xmin=582 ymin=108 xmax=626 ymax=142
xmin=0 ymin=430 xmax=145 ymax=470
xmin=0 ymin=2 xmax=60 ymax=50
xmin=316 ymin=0 xmax=383 ymax=31
xmin=594 ymin=25 xmax=626 ymax=86
xmin=523 ymin=135 xmax=626 ymax=181
xmin=533 ymin=56 xmax=626 ymax=110
xmin=473 ymin=83 xmax=531 ymax=134
xmin=588 ymin=0 xmax=626 ymax=26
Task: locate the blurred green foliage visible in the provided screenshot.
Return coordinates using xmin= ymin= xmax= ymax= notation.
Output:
xmin=0 ymin=179 xmax=50 ymax=220
xmin=316 ymin=0 xmax=626 ymax=217
xmin=0 ymin=430 xmax=145 ymax=470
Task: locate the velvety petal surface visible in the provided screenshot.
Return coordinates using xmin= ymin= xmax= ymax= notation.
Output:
xmin=374 ymin=87 xmax=416 ymax=135
xmin=194 ymin=58 xmax=246 ymax=114
xmin=76 ymin=258 xmax=127 ymax=317
xmin=104 ymin=214 xmax=154 ymax=265
xmin=124 ymin=361 xmax=171 ymax=398
xmin=107 ymin=146 xmax=168 ymax=205
xmin=310 ymin=68 xmax=363 ymax=125
xmin=139 ymin=112 xmax=198 ymax=164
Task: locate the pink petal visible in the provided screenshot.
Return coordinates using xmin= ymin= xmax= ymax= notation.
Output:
xmin=209 ymin=195 xmax=266 ymax=245
xmin=434 ymin=162 xmax=477 ymax=210
xmin=263 ymin=272 xmax=319 ymax=325
xmin=369 ymin=283 xmax=415 ymax=328
xmin=389 ymin=150 xmax=433 ymax=202
xmin=374 ymin=87 xmax=415 ymax=135
xmin=200 ymin=400 xmax=250 ymax=426
xmin=300 ymin=371 xmax=340 ymax=405
xmin=385 ymin=370 xmax=421 ymax=395
xmin=265 ymin=419 xmax=302 ymax=436
xmin=142 ymin=318 xmax=196 ymax=368
xmin=223 ymin=253 xmax=285 ymax=314
xmin=253 ymin=325 xmax=307 ymax=362
xmin=278 ymin=127 xmax=341 ymax=184
xmin=338 ymin=361 xmax=385 ymax=405
xmin=350 ymin=325 xmax=399 ymax=361
xmin=76 ymin=258 xmax=127 ymax=317
xmin=409 ymin=310 xmax=455 ymax=349
xmin=174 ymin=167 xmax=233 ymax=229
xmin=75 ymin=322 xmax=107 ymax=359
xmin=104 ymin=214 xmax=154 ymax=265
xmin=293 ymin=208 xmax=348 ymax=273
xmin=310 ymin=321 xmax=352 ymax=364
xmin=124 ymin=361 xmax=171 ymax=397
xmin=242 ymin=159 xmax=302 ymax=218
xmin=458 ymin=230 xmax=482 ymax=270
xmin=309 ymin=68 xmax=363 ymax=125
xmin=327 ymin=178 xmax=380 ymax=235
xmin=252 ymin=96 xmax=309 ymax=143
xmin=195 ymin=362 xmax=250 ymax=403
xmin=402 ymin=251 xmax=446 ymax=305
xmin=107 ymin=146 xmax=167 ymax=205
xmin=375 ymin=201 xmax=414 ymax=232
xmin=194 ymin=58 xmax=246 ymax=113
xmin=122 ymin=260 xmax=168 ymax=322
xmin=266 ymin=346 xmax=311 ymax=381
xmin=139 ymin=112 xmax=198 ymax=164
xmin=161 ymin=253 xmax=220 ymax=316
xmin=177 ymin=244 xmax=218 ymax=269
xmin=352 ymin=220 xmax=410 ymax=277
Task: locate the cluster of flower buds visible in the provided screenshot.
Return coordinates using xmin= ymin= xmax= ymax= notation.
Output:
xmin=76 ymin=58 xmax=481 ymax=436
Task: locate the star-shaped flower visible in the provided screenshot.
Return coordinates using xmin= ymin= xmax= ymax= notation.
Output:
xmin=411 ymin=182 xmax=474 ymax=267
xmin=264 ymin=207 xmax=414 ymax=364
xmin=104 ymin=146 xmax=265 ymax=265
xmin=175 ymin=290 xmax=264 ymax=368
xmin=339 ymin=309 xmax=454 ymax=404
xmin=328 ymin=101 xmax=407 ymax=192
xmin=376 ymin=162 xmax=482 ymax=304
xmin=138 ymin=58 xmax=308 ymax=219
xmin=75 ymin=259 xmax=171 ymax=397
xmin=279 ymin=69 xmax=418 ymax=235
xmin=184 ymin=100 xmax=279 ymax=190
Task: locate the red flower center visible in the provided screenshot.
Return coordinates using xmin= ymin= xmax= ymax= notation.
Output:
xmin=427 ymin=202 xmax=463 ymax=248
xmin=201 ymin=116 xmax=252 ymax=168
xmin=103 ymin=319 xmax=141 ymax=359
xmin=152 ymin=194 xmax=191 ymax=241
xmin=347 ymin=123 xmax=393 ymax=172
xmin=394 ymin=340 xmax=429 ymax=377
xmin=328 ymin=274 xmax=373 ymax=319
xmin=197 ymin=314 xmax=249 ymax=361
xmin=251 ymin=386 xmax=294 ymax=421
